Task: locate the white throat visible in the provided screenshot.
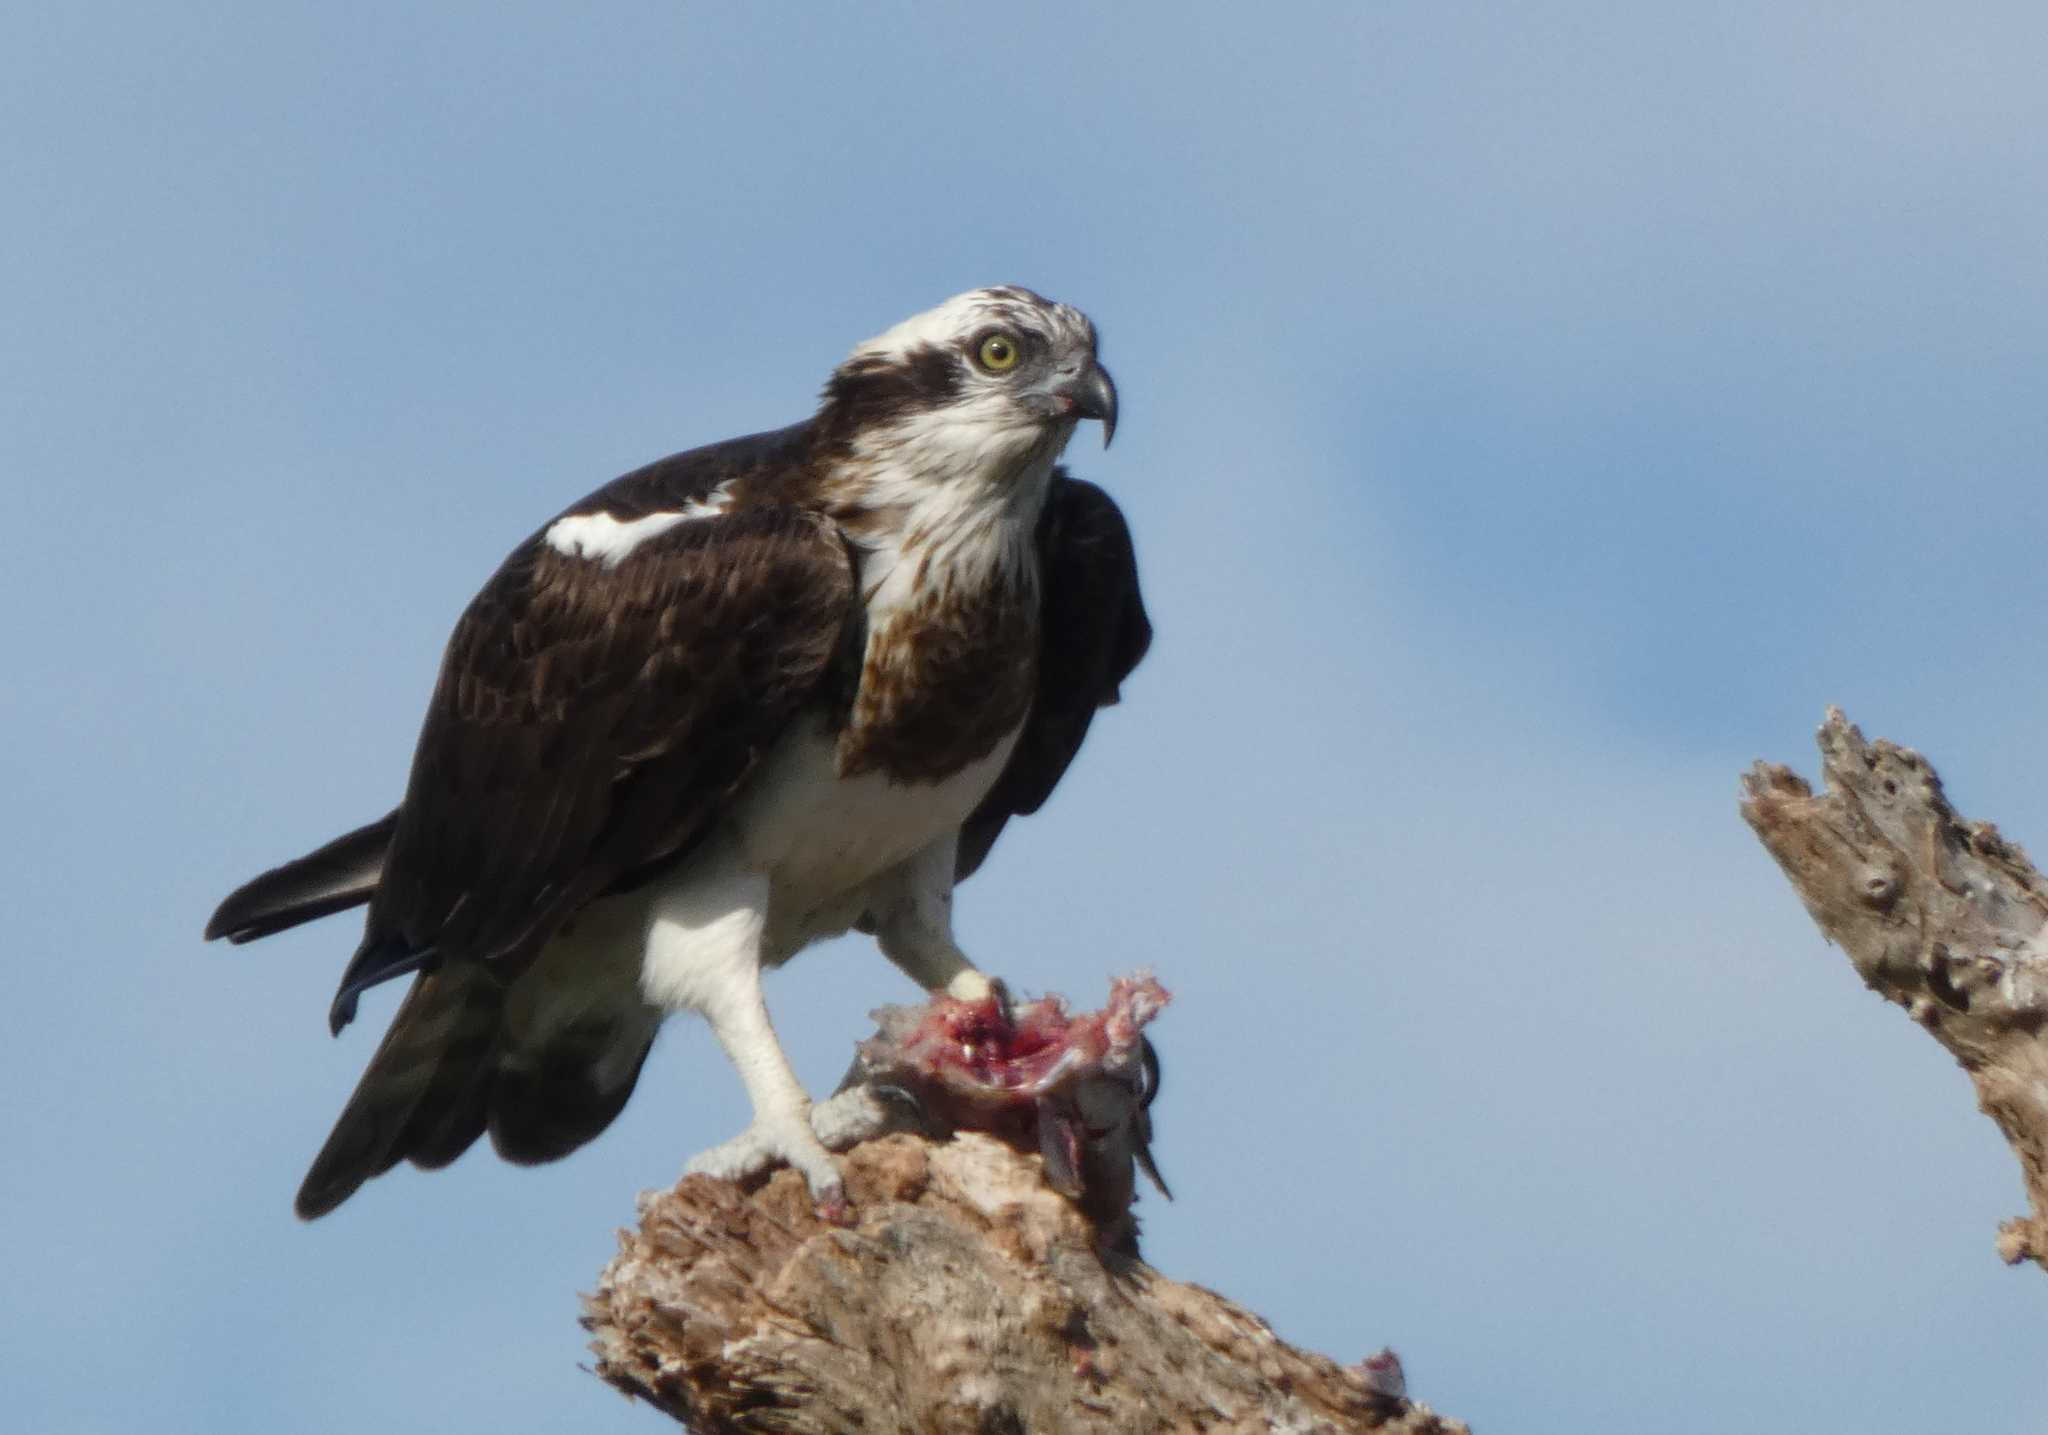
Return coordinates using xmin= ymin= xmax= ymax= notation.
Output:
xmin=839 ymin=415 xmax=1068 ymax=602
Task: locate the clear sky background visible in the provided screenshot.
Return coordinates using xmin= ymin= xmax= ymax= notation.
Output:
xmin=5 ymin=4 xmax=2046 ymax=1431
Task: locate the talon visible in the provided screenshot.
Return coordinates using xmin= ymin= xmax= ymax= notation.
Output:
xmin=1139 ymin=1036 xmax=1163 ymax=1107
xmin=862 ymin=1080 xmax=942 ymax=1138
xmin=815 ymin=1189 xmax=854 ymax=1226
xmin=868 ymin=1082 xmax=929 ymax=1120
xmin=1135 ymin=1139 xmax=1173 ymax=1201
xmin=1134 ymin=1038 xmax=1169 ymax=1197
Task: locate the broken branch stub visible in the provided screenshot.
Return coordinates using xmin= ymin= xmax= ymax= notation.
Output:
xmin=583 ymin=980 xmax=1466 ymax=1432
xmin=583 ymin=1134 xmax=1467 ymax=1434
xmin=1741 ymin=707 xmax=2048 ymax=1267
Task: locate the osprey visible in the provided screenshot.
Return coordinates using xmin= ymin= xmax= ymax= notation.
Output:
xmin=206 ymin=287 xmax=1149 ymax=1218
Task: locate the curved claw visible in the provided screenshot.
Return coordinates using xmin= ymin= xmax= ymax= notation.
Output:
xmin=1134 ymin=1037 xmax=1170 ymax=1200
xmin=1134 ymin=1137 xmax=1172 ymax=1202
xmin=866 ymin=1082 xmax=941 ymax=1137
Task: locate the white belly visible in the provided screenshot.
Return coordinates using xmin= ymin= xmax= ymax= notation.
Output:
xmin=728 ymin=715 xmax=1021 ymax=952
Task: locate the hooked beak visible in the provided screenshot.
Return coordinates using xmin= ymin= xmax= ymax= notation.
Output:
xmin=1049 ymin=361 xmax=1119 ymax=448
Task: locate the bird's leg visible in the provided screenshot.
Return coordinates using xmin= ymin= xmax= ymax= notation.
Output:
xmin=642 ymin=863 xmax=844 ymax=1206
xmin=870 ymin=838 xmax=1011 ymax=1017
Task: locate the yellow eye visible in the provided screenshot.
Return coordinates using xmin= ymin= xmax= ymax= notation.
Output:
xmin=977 ymin=333 xmax=1020 ymax=371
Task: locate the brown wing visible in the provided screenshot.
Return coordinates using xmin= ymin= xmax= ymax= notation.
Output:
xmin=957 ymin=473 xmax=1151 ymax=881
xmin=329 ymin=501 xmax=857 ymax=1031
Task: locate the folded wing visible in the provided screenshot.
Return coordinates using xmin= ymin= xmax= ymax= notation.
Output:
xmin=334 ymin=502 xmax=858 ymax=1029
xmin=957 ymin=473 xmax=1152 ymax=880
xmin=288 ymin=500 xmax=855 ymax=1215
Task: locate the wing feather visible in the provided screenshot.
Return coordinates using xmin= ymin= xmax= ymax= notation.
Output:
xmin=956 ymin=473 xmax=1151 ymax=881
xmin=336 ymin=501 xmax=856 ymax=1022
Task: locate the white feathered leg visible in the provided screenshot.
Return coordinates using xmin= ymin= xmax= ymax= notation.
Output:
xmin=868 ymin=836 xmax=1002 ymax=1004
xmin=641 ymin=856 xmax=844 ymax=1201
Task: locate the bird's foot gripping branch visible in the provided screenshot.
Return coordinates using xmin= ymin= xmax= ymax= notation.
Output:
xmin=589 ymin=973 xmax=1468 ymax=1435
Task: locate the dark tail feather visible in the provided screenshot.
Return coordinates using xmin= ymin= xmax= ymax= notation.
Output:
xmin=205 ymin=812 xmax=398 ymax=943
xmin=488 ymin=1016 xmax=659 ymax=1166
xmin=399 ymin=996 xmax=504 ymax=1171
xmin=295 ymin=967 xmax=502 ymax=1219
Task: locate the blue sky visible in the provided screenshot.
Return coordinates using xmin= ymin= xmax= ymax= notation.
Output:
xmin=6 ymin=3 xmax=2047 ymax=1431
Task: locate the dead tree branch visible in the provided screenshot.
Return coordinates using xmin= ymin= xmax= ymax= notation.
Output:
xmin=584 ymin=1132 xmax=1465 ymax=1434
xmin=1742 ymin=707 xmax=2048 ymax=1268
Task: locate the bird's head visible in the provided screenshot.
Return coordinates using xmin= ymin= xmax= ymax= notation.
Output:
xmin=819 ymin=287 xmax=1117 ymax=484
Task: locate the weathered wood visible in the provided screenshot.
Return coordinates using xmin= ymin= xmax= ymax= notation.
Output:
xmin=584 ymin=1132 xmax=1466 ymax=1434
xmin=1742 ymin=708 xmax=2048 ymax=1268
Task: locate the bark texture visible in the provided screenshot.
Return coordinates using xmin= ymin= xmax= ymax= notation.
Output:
xmin=1742 ymin=708 xmax=2048 ymax=1268
xmin=584 ymin=1132 xmax=1465 ymax=1434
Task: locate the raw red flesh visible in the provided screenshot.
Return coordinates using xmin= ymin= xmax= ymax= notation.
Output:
xmin=861 ymin=973 xmax=1170 ymax=1109
xmin=848 ymin=972 xmax=1171 ymax=1249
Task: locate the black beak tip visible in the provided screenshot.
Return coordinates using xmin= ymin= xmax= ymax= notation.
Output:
xmin=1083 ymin=362 xmax=1117 ymax=448
xmin=1047 ymin=362 xmax=1119 ymax=448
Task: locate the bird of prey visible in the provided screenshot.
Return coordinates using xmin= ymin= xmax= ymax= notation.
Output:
xmin=206 ymin=287 xmax=1149 ymax=1218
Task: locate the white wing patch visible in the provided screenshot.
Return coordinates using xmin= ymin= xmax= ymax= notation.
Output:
xmin=543 ymin=485 xmax=732 ymax=567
